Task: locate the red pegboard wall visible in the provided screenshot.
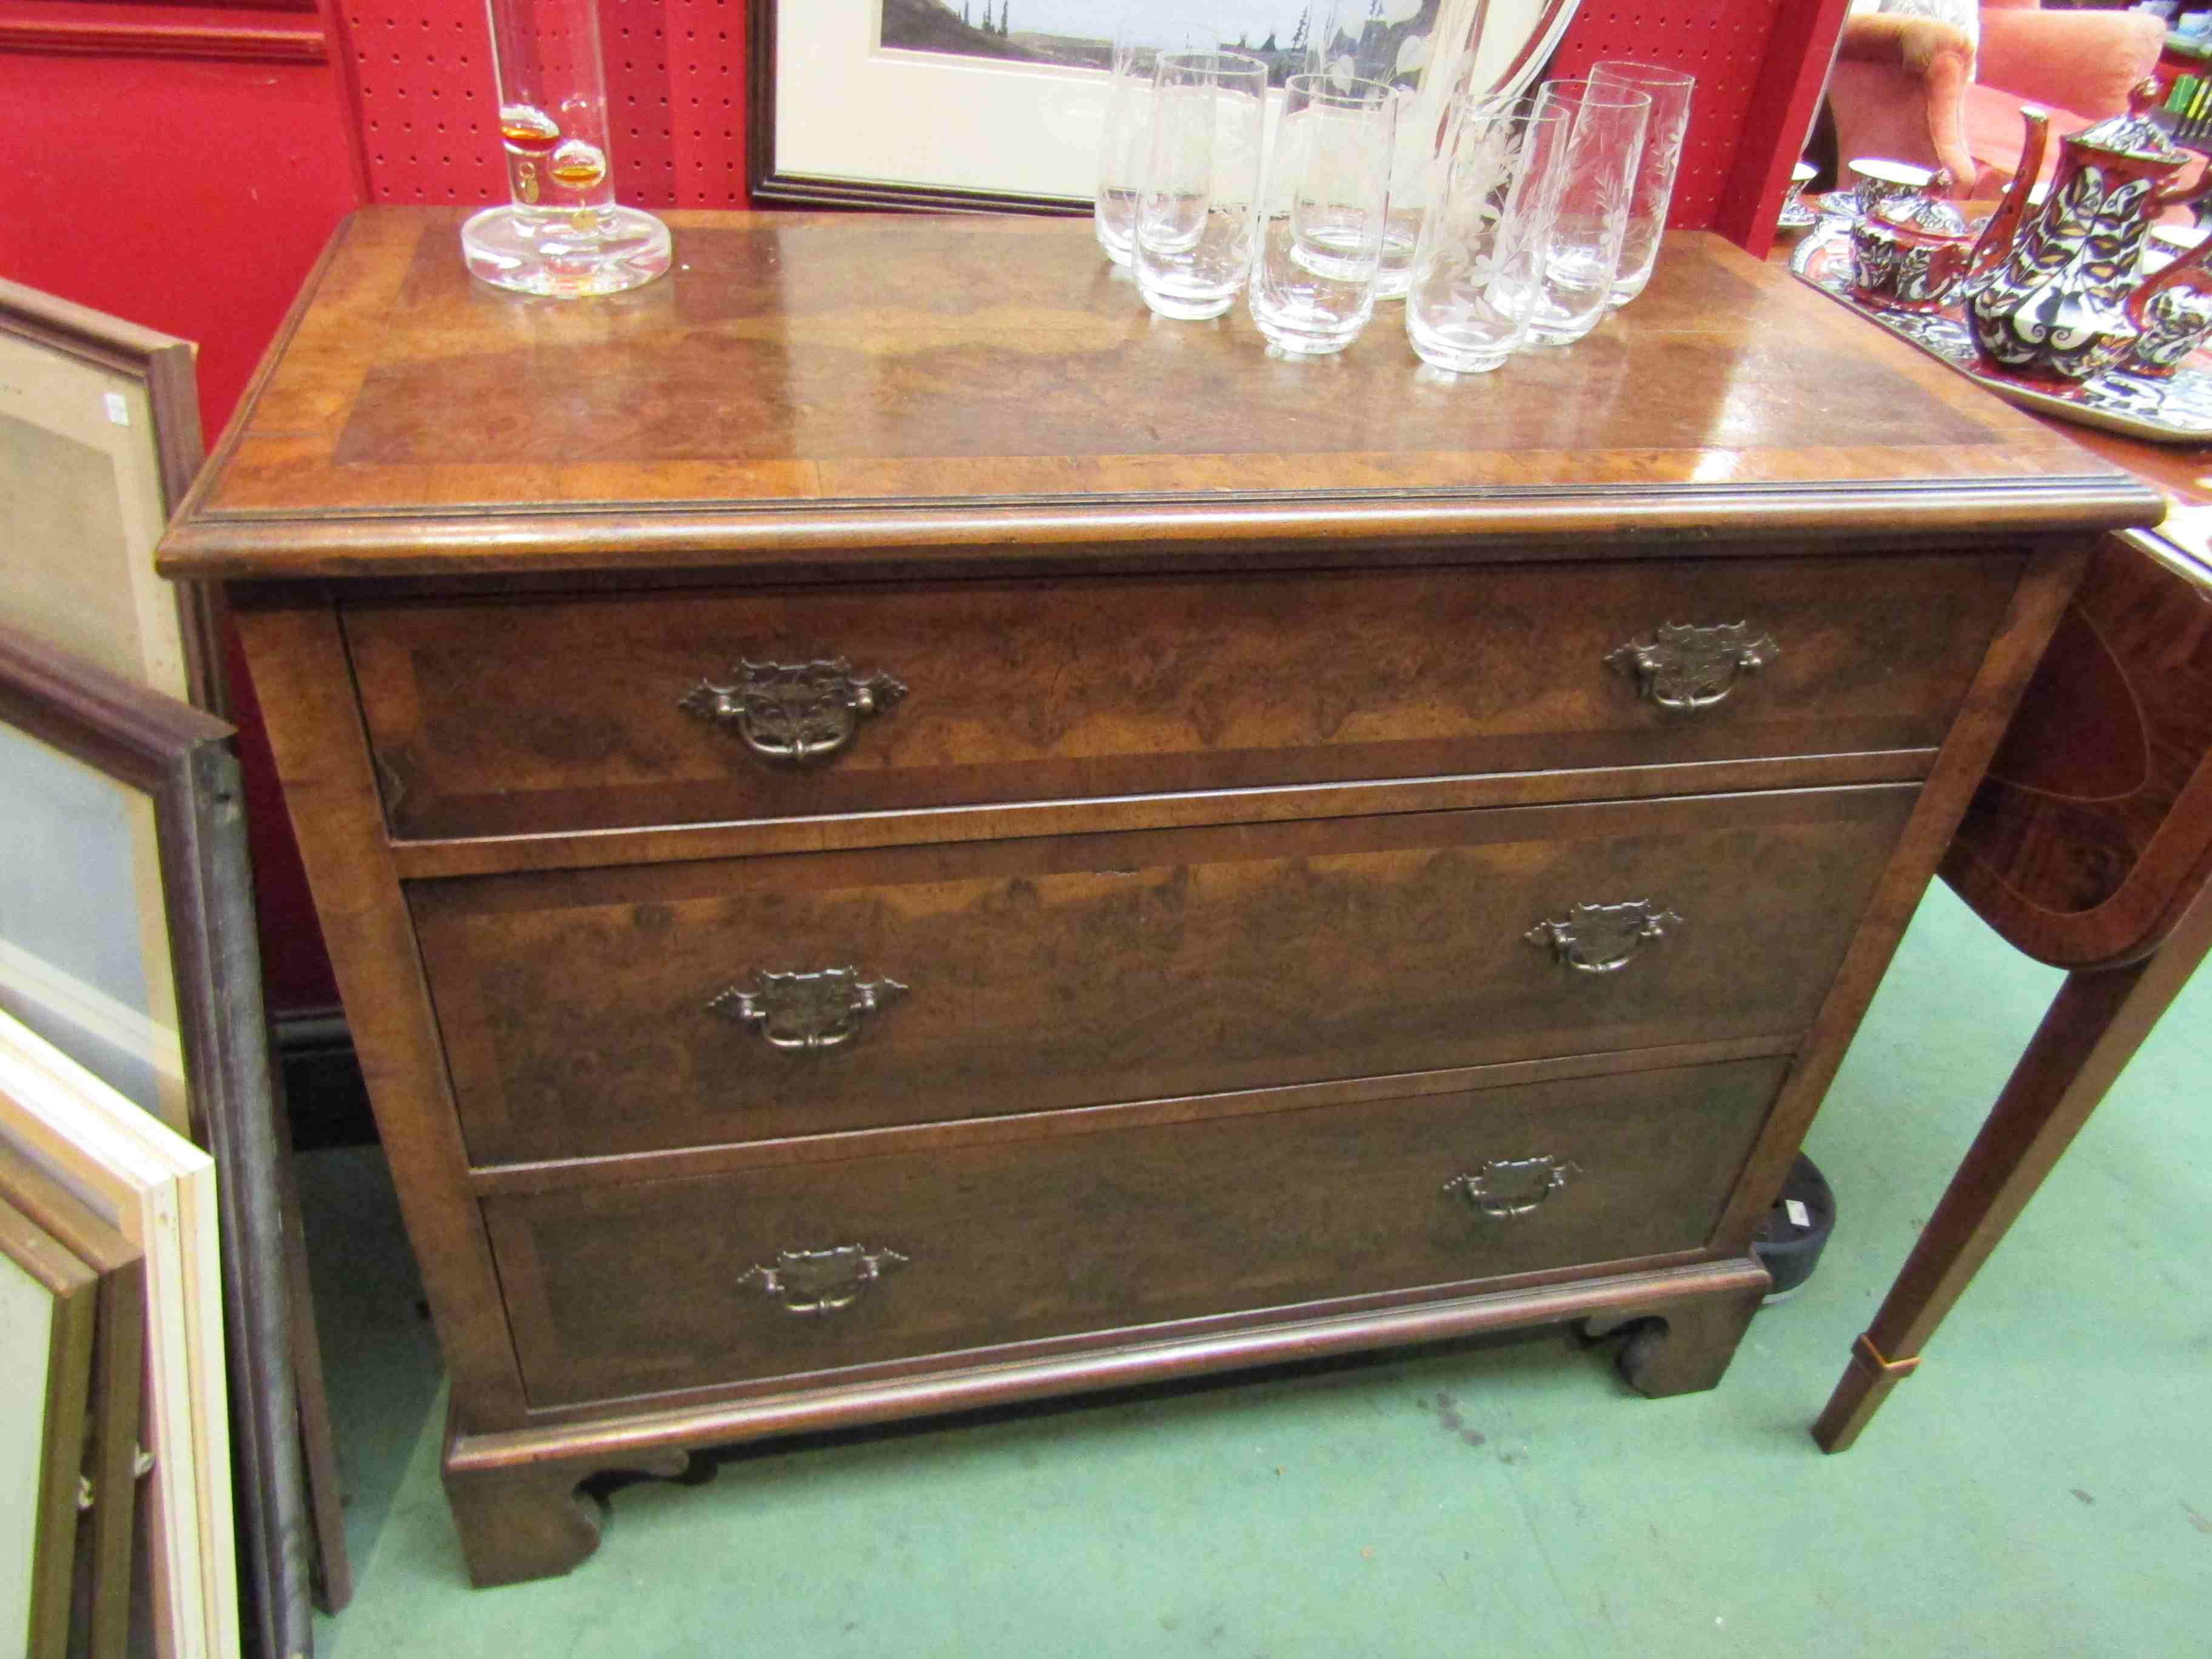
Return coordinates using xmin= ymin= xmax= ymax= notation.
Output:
xmin=343 ymin=0 xmax=1795 ymax=226
xmin=1549 ymin=1 xmax=1788 ymax=231
xmin=346 ymin=0 xmax=746 ymax=207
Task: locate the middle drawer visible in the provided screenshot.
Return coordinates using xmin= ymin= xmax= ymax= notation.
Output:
xmin=415 ymin=785 xmax=1914 ymax=1165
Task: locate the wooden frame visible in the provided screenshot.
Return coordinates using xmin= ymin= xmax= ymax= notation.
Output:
xmin=745 ymin=0 xmax=1583 ymax=212
xmin=0 ymin=625 xmax=307 ymax=1659
xmin=0 ymin=278 xmax=215 ymax=712
xmin=0 ymin=1145 xmax=146 ymax=1659
xmin=0 ymin=1191 xmax=98 ymax=1659
xmin=0 ymin=281 xmax=217 ymax=1139
xmin=0 ymin=1017 xmax=227 ymax=1659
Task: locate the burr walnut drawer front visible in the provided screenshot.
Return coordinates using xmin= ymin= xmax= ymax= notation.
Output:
xmin=413 ymin=785 xmax=1915 ymax=1165
xmin=346 ymin=553 xmax=2022 ymax=840
xmin=483 ymin=1052 xmax=1788 ymax=1410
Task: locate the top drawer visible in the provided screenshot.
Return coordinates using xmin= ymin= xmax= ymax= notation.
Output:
xmin=347 ymin=552 xmax=2023 ymax=841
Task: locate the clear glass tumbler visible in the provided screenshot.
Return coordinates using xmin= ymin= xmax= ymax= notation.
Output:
xmin=1134 ymin=51 xmax=1269 ymax=321
xmin=460 ymin=0 xmax=671 ymax=295
xmin=1589 ymin=60 xmax=1695 ymax=308
xmin=1249 ymin=73 xmax=1398 ymax=355
xmin=1096 ymin=24 xmax=1204 ymax=266
xmin=1524 ymin=78 xmax=1649 ymax=347
xmin=1308 ymin=0 xmax=1500 ymax=302
xmin=1404 ymin=93 xmax=1572 ymax=372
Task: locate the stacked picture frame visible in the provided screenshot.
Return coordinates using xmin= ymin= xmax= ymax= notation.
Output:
xmin=1 ymin=280 xmax=324 ymax=1658
xmin=0 ymin=1008 xmax=224 ymax=1659
xmin=1 ymin=1177 xmax=100 ymax=1659
xmin=0 ymin=1144 xmax=146 ymax=1659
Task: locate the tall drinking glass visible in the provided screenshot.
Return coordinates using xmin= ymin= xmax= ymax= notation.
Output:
xmin=1524 ymin=78 xmax=1649 ymax=347
xmin=1249 ymin=74 xmax=1398 ymax=354
xmin=1096 ymin=23 xmax=1206 ymax=266
xmin=1134 ymin=52 xmax=1269 ymax=321
xmin=1590 ymin=61 xmax=1695 ymax=307
xmin=1307 ymin=0 xmax=1501 ymax=300
xmin=1404 ymin=93 xmax=1572 ymax=372
xmin=460 ymin=0 xmax=671 ymax=296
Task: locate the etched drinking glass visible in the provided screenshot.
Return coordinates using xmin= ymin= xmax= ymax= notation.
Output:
xmin=1308 ymin=0 xmax=1502 ymax=301
xmin=1095 ymin=22 xmax=1205 ymax=266
xmin=1589 ymin=60 xmax=1695 ymax=307
xmin=1523 ymin=78 xmax=1649 ymax=347
xmin=1404 ymin=93 xmax=1572 ymax=372
xmin=1248 ymin=73 xmax=1398 ymax=354
xmin=460 ymin=0 xmax=671 ymax=295
xmin=1134 ymin=51 xmax=1269 ymax=321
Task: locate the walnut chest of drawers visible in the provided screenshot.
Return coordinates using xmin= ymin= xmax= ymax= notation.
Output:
xmin=158 ymin=208 xmax=2160 ymax=1587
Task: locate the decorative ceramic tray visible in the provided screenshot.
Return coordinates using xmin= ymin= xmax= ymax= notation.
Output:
xmin=1791 ymin=221 xmax=2212 ymax=443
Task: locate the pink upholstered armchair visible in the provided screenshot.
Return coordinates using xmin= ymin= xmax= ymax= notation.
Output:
xmin=1826 ymin=1 xmax=2168 ymax=199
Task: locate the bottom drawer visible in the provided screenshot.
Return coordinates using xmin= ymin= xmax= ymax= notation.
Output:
xmin=486 ymin=1054 xmax=1786 ymax=1409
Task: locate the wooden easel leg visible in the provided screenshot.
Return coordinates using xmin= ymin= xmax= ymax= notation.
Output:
xmin=1814 ymin=880 xmax=2212 ymax=1452
xmin=273 ymin=1090 xmax=352 ymax=1613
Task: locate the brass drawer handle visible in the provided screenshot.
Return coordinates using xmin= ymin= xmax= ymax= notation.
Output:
xmin=740 ymin=1245 xmax=908 ymax=1316
xmin=1606 ymin=622 xmax=1778 ymax=711
xmin=1446 ymin=1156 xmax=1583 ymax=1219
xmin=1524 ymin=900 xmax=1682 ymax=974
xmin=708 ymin=967 xmax=907 ymax=1053
xmin=679 ymin=655 xmax=907 ymax=765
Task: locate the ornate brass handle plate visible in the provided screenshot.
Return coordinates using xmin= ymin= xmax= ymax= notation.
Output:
xmin=1525 ymin=900 xmax=1682 ymax=974
xmin=1606 ymin=622 xmax=1778 ymax=711
xmin=679 ymin=655 xmax=907 ymax=765
xmin=1446 ymin=1156 xmax=1583 ymax=1219
xmin=708 ymin=967 xmax=907 ymax=1053
xmin=739 ymin=1245 xmax=908 ymax=1316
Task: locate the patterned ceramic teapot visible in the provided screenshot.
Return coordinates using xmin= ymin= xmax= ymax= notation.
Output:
xmin=1966 ymin=87 xmax=2212 ymax=381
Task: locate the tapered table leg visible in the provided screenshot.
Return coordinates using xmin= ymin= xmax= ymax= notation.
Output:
xmin=1814 ymin=880 xmax=2212 ymax=1452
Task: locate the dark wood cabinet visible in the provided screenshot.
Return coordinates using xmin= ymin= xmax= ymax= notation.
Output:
xmin=158 ymin=208 xmax=2159 ymax=1587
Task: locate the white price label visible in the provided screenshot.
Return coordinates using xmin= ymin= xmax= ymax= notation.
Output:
xmin=1785 ymin=1199 xmax=1812 ymax=1229
xmin=104 ymin=390 xmax=130 ymax=426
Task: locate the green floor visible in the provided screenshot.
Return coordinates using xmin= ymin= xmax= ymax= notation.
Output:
xmin=297 ymin=882 xmax=2212 ymax=1658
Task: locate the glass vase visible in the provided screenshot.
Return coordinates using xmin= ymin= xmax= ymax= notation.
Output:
xmin=460 ymin=0 xmax=671 ymax=297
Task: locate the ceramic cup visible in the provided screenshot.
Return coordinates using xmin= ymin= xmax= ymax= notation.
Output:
xmin=1846 ymin=157 xmax=1949 ymax=220
xmin=1850 ymin=194 xmax=1976 ymax=312
xmin=2123 ymin=236 xmax=2212 ymax=376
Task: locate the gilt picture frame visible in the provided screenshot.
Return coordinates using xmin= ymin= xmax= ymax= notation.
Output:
xmin=746 ymin=0 xmax=1582 ymax=211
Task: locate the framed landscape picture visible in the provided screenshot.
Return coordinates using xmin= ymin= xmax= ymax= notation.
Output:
xmin=748 ymin=0 xmax=1583 ymax=209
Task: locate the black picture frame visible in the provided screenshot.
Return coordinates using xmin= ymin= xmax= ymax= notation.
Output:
xmin=746 ymin=0 xmax=1095 ymax=213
